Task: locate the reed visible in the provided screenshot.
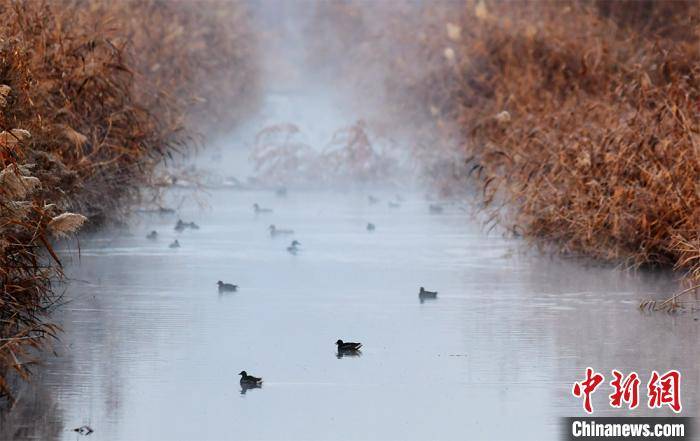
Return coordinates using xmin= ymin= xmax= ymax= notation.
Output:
xmin=441 ymin=2 xmax=700 ymax=270
xmin=0 ymin=0 xmax=258 ymax=400
xmin=310 ymin=1 xmax=700 ymax=301
xmin=250 ymin=121 xmax=401 ymax=187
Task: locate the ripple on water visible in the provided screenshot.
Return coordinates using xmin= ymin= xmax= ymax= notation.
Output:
xmin=4 ymin=190 xmax=696 ymax=441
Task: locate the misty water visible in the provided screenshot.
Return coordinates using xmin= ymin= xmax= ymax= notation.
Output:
xmin=2 ymin=186 xmax=698 ymax=441
xmin=3 ymin=5 xmax=700 ymax=441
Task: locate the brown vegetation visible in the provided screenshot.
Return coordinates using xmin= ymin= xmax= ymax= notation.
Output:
xmin=309 ymin=1 xmax=700 ymax=304
xmin=0 ymin=0 xmax=259 ymax=399
xmin=432 ymin=1 xmax=700 ymax=269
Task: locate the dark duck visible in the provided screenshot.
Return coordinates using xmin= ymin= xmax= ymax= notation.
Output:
xmin=336 ymin=339 xmax=362 ymax=352
xmin=253 ymin=203 xmax=273 ymax=214
xmin=419 ymin=287 xmax=438 ymax=303
xmin=175 ymin=219 xmax=199 ymax=231
xmin=269 ymin=224 xmax=294 ymax=236
xmin=217 ymin=281 xmax=238 ymax=292
xmin=287 ymin=240 xmax=301 ymax=254
xmin=239 ymin=370 xmax=263 ymax=386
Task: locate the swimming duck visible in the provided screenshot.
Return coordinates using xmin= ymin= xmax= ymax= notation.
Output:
xmin=73 ymin=425 xmax=93 ymax=436
xmin=287 ymin=240 xmax=301 ymax=254
xmin=419 ymin=287 xmax=438 ymax=298
xmin=388 ymin=201 xmax=400 ymax=208
xmin=175 ymin=219 xmax=200 ymax=231
xmin=169 ymin=239 xmax=180 ymax=248
xmin=269 ymin=224 xmax=294 ymax=236
xmin=239 ymin=370 xmax=263 ymax=385
xmin=175 ymin=219 xmax=186 ymax=231
xmin=217 ymin=281 xmax=238 ymax=292
xmin=429 ymin=204 xmax=444 ymax=214
xmin=366 ymin=223 xmax=375 ymax=232
xmin=253 ymin=203 xmax=273 ymax=214
xmin=276 ymin=187 xmax=288 ymax=197
xmin=336 ymin=339 xmax=362 ymax=351
xmin=368 ymin=195 xmax=379 ymax=204
xmin=146 ymin=230 xmax=158 ymax=240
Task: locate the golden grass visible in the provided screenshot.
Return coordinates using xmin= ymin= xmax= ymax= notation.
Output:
xmin=0 ymin=0 xmax=259 ymax=400
xmin=309 ymin=1 xmax=700 ymax=304
xmin=442 ymin=2 xmax=700 ymax=269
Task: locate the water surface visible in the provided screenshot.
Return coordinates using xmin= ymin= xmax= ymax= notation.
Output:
xmin=2 ymin=189 xmax=698 ymax=441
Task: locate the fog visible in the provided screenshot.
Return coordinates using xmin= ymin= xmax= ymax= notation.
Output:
xmin=194 ymin=1 xmax=450 ymax=193
xmin=1 ymin=3 xmax=698 ymax=441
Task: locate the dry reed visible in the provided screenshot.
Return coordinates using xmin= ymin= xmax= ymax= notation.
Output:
xmin=250 ymin=121 xmax=401 ymax=187
xmin=0 ymin=0 xmax=259 ymax=400
xmin=308 ymin=0 xmax=700 ymax=306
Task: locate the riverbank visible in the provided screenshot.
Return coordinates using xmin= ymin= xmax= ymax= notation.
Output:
xmin=310 ymin=1 xmax=700 ymax=292
xmin=0 ymin=0 xmax=259 ymax=399
xmin=447 ymin=3 xmax=699 ymax=284
xmin=419 ymin=1 xmax=700 ymax=277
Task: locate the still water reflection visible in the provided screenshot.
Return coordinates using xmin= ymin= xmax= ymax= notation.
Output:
xmin=1 ymin=189 xmax=697 ymax=440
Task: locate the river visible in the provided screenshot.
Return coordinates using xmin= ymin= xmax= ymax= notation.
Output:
xmin=1 ymin=187 xmax=697 ymax=440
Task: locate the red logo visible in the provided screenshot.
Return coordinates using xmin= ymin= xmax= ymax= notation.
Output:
xmin=647 ymin=370 xmax=682 ymax=413
xmin=572 ymin=367 xmax=605 ymax=414
xmin=573 ymin=368 xmax=682 ymax=414
xmin=609 ymin=370 xmax=640 ymax=409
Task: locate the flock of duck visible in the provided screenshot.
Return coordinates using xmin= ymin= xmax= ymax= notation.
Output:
xmin=142 ymin=192 xmax=442 ymax=393
xmin=237 ymin=338 xmax=365 ymax=391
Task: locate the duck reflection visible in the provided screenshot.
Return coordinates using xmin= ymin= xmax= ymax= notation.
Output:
xmin=336 ymin=349 xmax=363 ymax=359
xmin=240 ymin=382 xmax=262 ymax=395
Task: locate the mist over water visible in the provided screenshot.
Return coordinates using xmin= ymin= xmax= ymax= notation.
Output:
xmin=200 ymin=1 xmax=426 ymax=191
xmin=3 ymin=188 xmax=697 ymax=441
xmin=1 ymin=3 xmax=699 ymax=441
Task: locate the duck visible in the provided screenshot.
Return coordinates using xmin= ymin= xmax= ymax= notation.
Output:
xmin=146 ymin=230 xmax=158 ymax=240
xmin=253 ymin=203 xmax=273 ymax=214
xmin=73 ymin=425 xmax=93 ymax=436
xmin=419 ymin=287 xmax=438 ymax=298
xmin=239 ymin=370 xmax=263 ymax=386
xmin=217 ymin=281 xmax=238 ymax=292
xmin=175 ymin=219 xmax=186 ymax=231
xmin=366 ymin=223 xmax=375 ymax=232
xmin=175 ymin=219 xmax=200 ymax=231
xmin=275 ymin=187 xmax=288 ymax=197
xmin=269 ymin=224 xmax=294 ymax=236
xmin=368 ymin=195 xmax=379 ymax=204
xmin=169 ymin=239 xmax=180 ymax=248
xmin=287 ymin=240 xmax=301 ymax=254
xmin=429 ymin=204 xmax=444 ymax=214
xmin=336 ymin=339 xmax=362 ymax=351
xmin=388 ymin=201 xmax=400 ymax=208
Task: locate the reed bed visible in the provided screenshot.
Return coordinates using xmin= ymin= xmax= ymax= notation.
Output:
xmin=311 ymin=2 xmax=700 ymax=286
xmin=0 ymin=0 xmax=258 ymax=399
xmin=434 ymin=2 xmax=700 ymax=270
